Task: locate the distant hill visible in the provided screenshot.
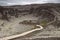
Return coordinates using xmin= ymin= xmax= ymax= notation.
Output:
xmin=0 ymin=3 xmax=60 ymax=21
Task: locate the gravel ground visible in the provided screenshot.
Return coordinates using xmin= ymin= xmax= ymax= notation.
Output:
xmin=0 ymin=14 xmax=38 ymax=38
xmin=11 ymin=37 xmax=60 ymax=40
xmin=11 ymin=25 xmax=60 ymax=40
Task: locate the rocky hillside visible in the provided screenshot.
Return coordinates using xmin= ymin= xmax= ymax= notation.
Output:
xmin=0 ymin=3 xmax=60 ymax=21
xmin=0 ymin=3 xmax=60 ymax=39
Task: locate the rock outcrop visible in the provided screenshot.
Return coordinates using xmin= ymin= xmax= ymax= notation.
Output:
xmin=0 ymin=3 xmax=60 ymax=21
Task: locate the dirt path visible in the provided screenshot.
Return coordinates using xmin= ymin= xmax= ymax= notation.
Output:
xmin=0 ymin=15 xmax=38 ymax=38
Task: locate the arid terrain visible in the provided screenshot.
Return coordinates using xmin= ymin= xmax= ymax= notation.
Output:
xmin=0 ymin=3 xmax=60 ymax=40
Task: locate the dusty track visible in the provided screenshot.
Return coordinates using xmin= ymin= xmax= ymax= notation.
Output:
xmin=0 ymin=25 xmax=43 ymax=40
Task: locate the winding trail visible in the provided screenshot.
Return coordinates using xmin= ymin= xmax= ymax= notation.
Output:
xmin=0 ymin=25 xmax=43 ymax=40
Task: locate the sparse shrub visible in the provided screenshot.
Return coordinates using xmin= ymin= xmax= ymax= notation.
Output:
xmin=40 ymin=20 xmax=48 ymax=27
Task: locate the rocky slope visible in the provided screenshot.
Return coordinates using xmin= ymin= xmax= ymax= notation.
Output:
xmin=0 ymin=3 xmax=60 ymax=21
xmin=0 ymin=3 xmax=60 ymax=39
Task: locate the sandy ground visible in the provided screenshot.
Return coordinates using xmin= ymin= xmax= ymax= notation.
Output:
xmin=11 ymin=25 xmax=60 ymax=40
xmin=0 ymin=14 xmax=38 ymax=38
